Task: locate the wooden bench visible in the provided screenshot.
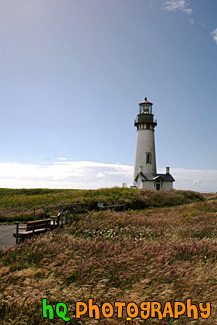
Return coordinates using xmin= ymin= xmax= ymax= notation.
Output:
xmin=13 ymin=219 xmax=51 ymax=243
xmin=97 ymin=203 xmax=125 ymax=211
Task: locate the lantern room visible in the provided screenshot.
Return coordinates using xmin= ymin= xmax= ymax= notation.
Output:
xmin=139 ymin=97 xmax=153 ymax=114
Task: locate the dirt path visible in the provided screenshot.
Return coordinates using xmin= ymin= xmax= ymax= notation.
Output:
xmin=0 ymin=224 xmax=16 ymax=248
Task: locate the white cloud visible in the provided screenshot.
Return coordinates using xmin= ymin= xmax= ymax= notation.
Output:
xmin=0 ymin=161 xmax=217 ymax=192
xmin=163 ymin=0 xmax=193 ymax=15
xmin=198 ymin=22 xmax=207 ymax=28
xmin=96 ymin=172 xmax=106 ymax=178
xmin=57 ymin=157 xmax=68 ymax=161
xmin=211 ymin=28 xmax=217 ymax=44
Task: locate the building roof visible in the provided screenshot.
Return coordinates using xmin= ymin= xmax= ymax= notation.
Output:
xmin=139 ymin=97 xmax=153 ymax=105
xmin=135 ymin=172 xmax=175 ymax=182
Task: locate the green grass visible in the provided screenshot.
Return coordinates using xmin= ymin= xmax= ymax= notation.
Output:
xmin=0 ymin=187 xmax=205 ymax=223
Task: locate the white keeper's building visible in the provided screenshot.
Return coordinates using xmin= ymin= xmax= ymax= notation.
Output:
xmin=133 ymin=97 xmax=175 ymax=190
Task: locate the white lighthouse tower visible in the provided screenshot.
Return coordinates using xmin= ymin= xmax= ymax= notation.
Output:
xmin=134 ymin=97 xmax=157 ymax=181
xmin=133 ymin=97 xmax=175 ymax=190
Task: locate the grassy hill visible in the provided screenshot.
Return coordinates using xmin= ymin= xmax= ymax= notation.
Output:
xmin=0 ymin=187 xmax=205 ymax=223
xmin=0 ymin=189 xmax=216 ymax=324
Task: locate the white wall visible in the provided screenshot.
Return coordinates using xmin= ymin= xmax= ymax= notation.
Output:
xmin=134 ymin=128 xmax=157 ymax=183
xmin=137 ymin=179 xmax=173 ymax=190
xmin=141 ymin=180 xmax=156 ymax=190
xmin=161 ymin=181 xmax=173 ymax=190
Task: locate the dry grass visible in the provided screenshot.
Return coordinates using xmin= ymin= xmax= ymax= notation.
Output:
xmin=0 ymin=194 xmax=216 ymax=324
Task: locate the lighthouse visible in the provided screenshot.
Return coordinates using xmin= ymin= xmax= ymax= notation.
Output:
xmin=133 ymin=97 xmax=175 ymax=190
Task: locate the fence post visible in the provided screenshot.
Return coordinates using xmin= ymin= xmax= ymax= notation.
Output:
xmin=53 ymin=216 xmax=56 ymax=229
xmin=16 ymin=221 xmax=19 ymax=244
xmin=33 ymin=207 xmax=35 ymax=217
xmin=42 ymin=205 xmax=45 ymax=215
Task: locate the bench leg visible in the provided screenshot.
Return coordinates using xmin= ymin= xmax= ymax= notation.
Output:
xmin=53 ymin=216 xmax=56 ymax=229
xmin=16 ymin=221 xmax=19 ymax=244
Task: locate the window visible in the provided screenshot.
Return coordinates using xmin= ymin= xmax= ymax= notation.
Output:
xmin=146 ymin=124 xmax=150 ymax=129
xmin=148 ymin=105 xmax=152 ymax=114
xmin=141 ymin=106 xmax=149 ymax=114
xmin=146 ymin=152 xmax=152 ymax=164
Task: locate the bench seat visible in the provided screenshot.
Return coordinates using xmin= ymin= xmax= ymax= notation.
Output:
xmin=13 ymin=219 xmax=51 ymax=242
xmin=15 ymin=228 xmax=48 ymax=236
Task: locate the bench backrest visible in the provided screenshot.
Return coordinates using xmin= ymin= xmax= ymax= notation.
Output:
xmin=26 ymin=219 xmax=51 ymax=231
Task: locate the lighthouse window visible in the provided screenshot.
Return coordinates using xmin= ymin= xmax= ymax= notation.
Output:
xmin=148 ymin=105 xmax=152 ymax=113
xmin=146 ymin=124 xmax=150 ymax=129
xmin=146 ymin=153 xmax=152 ymax=164
xmin=141 ymin=106 xmax=149 ymax=114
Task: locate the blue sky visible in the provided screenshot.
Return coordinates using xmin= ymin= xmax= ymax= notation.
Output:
xmin=0 ymin=0 xmax=217 ymax=190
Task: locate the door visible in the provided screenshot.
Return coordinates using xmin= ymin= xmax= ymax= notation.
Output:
xmin=156 ymin=180 xmax=161 ymax=190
